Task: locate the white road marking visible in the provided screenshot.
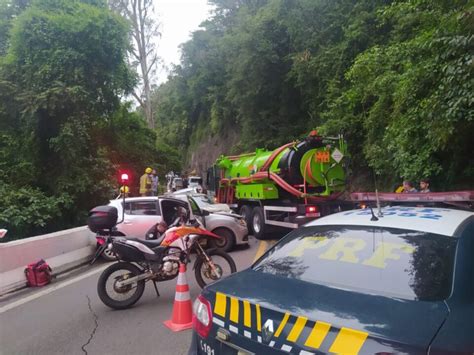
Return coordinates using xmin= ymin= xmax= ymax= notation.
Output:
xmin=244 ymin=330 xmax=251 ymax=338
xmin=269 ymin=341 xmax=276 ymax=347
xmin=0 ymin=264 xmax=108 ymax=315
xmin=300 ymin=350 xmax=315 ymax=355
xmin=257 ymin=336 xmax=262 ymax=343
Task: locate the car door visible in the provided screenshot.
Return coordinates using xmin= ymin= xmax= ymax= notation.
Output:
xmin=158 ymin=198 xmax=195 ymax=226
xmin=119 ymin=199 xmax=161 ymax=238
xmin=187 ymin=196 xmax=206 ymax=227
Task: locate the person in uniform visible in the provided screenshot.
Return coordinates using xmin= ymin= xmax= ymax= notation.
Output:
xmin=139 ymin=167 xmax=153 ymax=196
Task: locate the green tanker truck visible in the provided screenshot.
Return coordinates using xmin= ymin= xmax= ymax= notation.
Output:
xmin=206 ymin=131 xmax=351 ymax=239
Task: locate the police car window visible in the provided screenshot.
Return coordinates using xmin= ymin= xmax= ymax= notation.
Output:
xmin=124 ymin=201 xmax=158 ymax=215
xmin=253 ymin=225 xmax=456 ymax=301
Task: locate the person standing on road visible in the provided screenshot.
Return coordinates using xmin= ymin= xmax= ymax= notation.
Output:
xmin=139 ymin=167 xmax=153 ymax=196
xmin=151 ymin=169 xmax=159 ymax=196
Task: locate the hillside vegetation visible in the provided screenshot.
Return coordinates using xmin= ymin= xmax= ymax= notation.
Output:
xmin=0 ymin=0 xmax=178 ymax=240
xmin=153 ymin=0 xmax=473 ymax=190
xmin=0 ymin=0 xmax=472 ymax=240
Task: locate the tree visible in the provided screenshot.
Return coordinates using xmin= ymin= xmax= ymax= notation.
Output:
xmin=0 ymin=0 xmax=135 ymax=239
xmin=323 ymin=0 xmax=473 ymax=188
xmin=110 ymin=0 xmax=161 ymax=128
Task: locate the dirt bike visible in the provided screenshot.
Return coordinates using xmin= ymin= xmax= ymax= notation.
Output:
xmin=96 ymin=220 xmax=237 ymax=310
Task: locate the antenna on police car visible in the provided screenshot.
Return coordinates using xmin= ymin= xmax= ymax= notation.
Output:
xmin=372 ymin=170 xmax=384 ymax=218
xmin=368 ymin=206 xmax=379 ymax=221
xmin=375 ymin=189 xmax=384 ymax=217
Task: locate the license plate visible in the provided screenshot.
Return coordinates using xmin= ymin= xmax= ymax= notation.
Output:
xmin=199 ymin=339 xmax=216 ymax=355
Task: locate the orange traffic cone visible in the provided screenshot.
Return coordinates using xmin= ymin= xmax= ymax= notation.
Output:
xmin=164 ymin=263 xmax=193 ymax=332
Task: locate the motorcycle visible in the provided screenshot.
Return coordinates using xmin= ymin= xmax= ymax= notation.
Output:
xmin=96 ymin=219 xmax=237 ymax=310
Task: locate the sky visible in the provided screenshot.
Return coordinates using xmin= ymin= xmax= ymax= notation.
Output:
xmin=154 ymin=0 xmax=214 ymax=83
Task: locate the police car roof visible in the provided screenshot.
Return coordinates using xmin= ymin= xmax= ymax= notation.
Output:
xmin=306 ymin=206 xmax=473 ymax=237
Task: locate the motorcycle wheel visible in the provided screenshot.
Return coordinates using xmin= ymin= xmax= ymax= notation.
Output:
xmin=194 ymin=249 xmax=237 ymax=289
xmin=97 ymin=262 xmax=145 ymax=310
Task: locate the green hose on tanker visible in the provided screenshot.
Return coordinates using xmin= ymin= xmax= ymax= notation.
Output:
xmin=215 ymin=131 xmax=348 ymax=202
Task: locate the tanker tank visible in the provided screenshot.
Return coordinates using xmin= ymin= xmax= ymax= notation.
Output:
xmin=215 ymin=131 xmax=348 ymax=203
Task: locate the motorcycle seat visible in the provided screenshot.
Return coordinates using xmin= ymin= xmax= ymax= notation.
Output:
xmin=128 ymin=237 xmax=165 ymax=249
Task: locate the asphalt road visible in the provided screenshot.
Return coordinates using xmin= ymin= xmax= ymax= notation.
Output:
xmin=0 ymin=237 xmax=275 ymax=355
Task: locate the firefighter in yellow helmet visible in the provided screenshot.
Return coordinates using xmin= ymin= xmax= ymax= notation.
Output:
xmin=139 ymin=167 xmax=153 ymax=196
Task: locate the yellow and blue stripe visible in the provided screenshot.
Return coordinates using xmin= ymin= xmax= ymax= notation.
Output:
xmin=212 ymin=292 xmax=369 ymax=354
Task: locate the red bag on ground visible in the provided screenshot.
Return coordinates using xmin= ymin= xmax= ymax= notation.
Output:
xmin=24 ymin=259 xmax=52 ymax=287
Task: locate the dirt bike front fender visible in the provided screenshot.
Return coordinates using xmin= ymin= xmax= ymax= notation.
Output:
xmin=198 ymin=230 xmax=223 ymax=240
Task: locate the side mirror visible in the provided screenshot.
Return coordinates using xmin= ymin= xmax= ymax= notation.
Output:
xmin=201 ymin=210 xmax=210 ymax=216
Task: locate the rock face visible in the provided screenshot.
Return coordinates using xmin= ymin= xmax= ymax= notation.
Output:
xmin=186 ymin=129 xmax=240 ymax=178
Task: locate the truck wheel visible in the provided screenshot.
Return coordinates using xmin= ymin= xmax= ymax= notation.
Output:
xmin=209 ymin=227 xmax=236 ymax=252
xmin=251 ymin=206 xmax=266 ymax=240
xmin=239 ymin=205 xmax=253 ymax=234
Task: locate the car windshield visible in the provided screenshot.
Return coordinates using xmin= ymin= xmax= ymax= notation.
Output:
xmin=253 ymin=225 xmax=457 ymax=301
xmin=193 ymin=195 xmax=213 ymax=207
xmin=190 ymin=177 xmax=202 ymax=184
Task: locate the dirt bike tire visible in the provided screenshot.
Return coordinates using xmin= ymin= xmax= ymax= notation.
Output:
xmin=194 ymin=249 xmax=237 ymax=289
xmin=97 ymin=262 xmax=145 ymax=310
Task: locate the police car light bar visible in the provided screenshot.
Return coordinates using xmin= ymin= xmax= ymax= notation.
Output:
xmin=351 ymin=191 xmax=474 ymax=202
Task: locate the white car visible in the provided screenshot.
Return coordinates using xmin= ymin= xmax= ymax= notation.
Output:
xmin=188 ymin=176 xmax=203 ymax=187
xmin=108 ymin=196 xmax=248 ymax=251
xmin=170 ymin=191 xmax=231 ymax=213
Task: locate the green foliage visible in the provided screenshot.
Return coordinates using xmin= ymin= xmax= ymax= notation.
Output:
xmin=98 ymin=104 xmax=180 ymax=193
xmin=0 ymin=0 xmax=161 ymax=240
xmin=0 ymin=184 xmax=62 ymax=241
xmin=154 ymin=0 xmax=472 ymax=190
xmin=5 ymin=0 xmax=134 ymax=116
xmin=324 ymin=0 xmax=473 ymax=188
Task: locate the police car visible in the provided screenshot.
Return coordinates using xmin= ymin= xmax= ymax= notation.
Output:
xmin=189 ymin=206 xmax=473 ymax=354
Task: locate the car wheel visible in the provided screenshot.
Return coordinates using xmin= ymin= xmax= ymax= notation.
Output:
xmin=251 ymin=206 xmax=266 ymax=240
xmin=209 ymin=228 xmax=236 ymax=252
xmin=239 ymin=205 xmax=253 ymax=234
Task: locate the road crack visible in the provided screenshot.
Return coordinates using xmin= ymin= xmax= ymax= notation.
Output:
xmin=81 ymin=295 xmax=99 ymax=355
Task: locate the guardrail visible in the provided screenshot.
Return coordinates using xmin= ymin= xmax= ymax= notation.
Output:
xmin=0 ymin=226 xmax=96 ymax=295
